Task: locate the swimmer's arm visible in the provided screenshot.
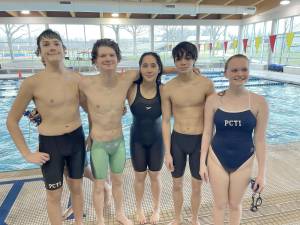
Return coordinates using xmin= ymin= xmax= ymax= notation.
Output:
xmin=162 ymin=67 xmax=177 ymax=75
xmin=78 ymin=75 xmax=89 ymax=112
xmin=254 ymin=96 xmax=269 ymax=179
xmin=79 ymin=90 xmax=88 ymax=113
xmin=85 ymin=113 xmax=93 ymax=151
xmin=161 ymin=86 xmax=172 ymax=155
xmin=206 ymin=79 xmax=216 ymax=97
xmin=125 ymin=70 xmax=140 ymax=82
xmin=200 ymin=95 xmax=216 ymax=165
xmin=6 ymin=79 xmax=34 ymax=157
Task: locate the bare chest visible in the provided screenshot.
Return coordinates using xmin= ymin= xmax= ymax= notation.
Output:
xmin=170 ymin=84 xmax=206 ymax=107
xmin=85 ymin=82 xmax=128 ymax=113
xmin=34 ymin=79 xmax=79 ymax=107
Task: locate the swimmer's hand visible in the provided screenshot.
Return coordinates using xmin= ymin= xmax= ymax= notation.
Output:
xmin=199 ymin=164 xmax=209 ymax=183
xmin=192 ymin=67 xmax=201 ymax=76
xmin=164 ymin=153 xmax=174 ymax=172
xmin=253 ymin=175 xmax=265 ymax=193
xmin=24 ymin=151 xmax=50 ymax=165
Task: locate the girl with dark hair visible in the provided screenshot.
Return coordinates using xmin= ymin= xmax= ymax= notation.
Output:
xmin=127 ymin=52 xmax=164 ymax=224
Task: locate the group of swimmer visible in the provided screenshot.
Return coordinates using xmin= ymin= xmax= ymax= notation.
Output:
xmin=6 ymin=28 xmax=268 ymax=225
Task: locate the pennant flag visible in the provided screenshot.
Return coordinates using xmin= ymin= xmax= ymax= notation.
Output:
xmin=269 ymin=35 xmax=277 ymax=53
xmin=224 ymin=41 xmax=228 ymax=53
xmin=215 ymin=41 xmax=221 ymax=49
xmin=286 ymin=32 xmax=294 ymax=49
xmin=255 ymin=37 xmax=262 ymax=53
xmin=243 ymin=38 xmax=248 ymax=53
xmin=232 ymin=39 xmax=238 ymax=49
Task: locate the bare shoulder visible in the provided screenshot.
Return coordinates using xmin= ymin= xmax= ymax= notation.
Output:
xmin=79 ymin=74 xmax=96 ymax=89
xmin=121 ymin=69 xmax=138 ymax=83
xmin=159 ymin=83 xmax=164 ymax=92
xmin=70 ymin=71 xmax=81 ymax=80
xmin=21 ymin=72 xmax=42 ymax=88
xmin=196 ymin=74 xmax=214 ymax=87
xmin=206 ymin=92 xmax=219 ymax=105
xmin=161 ymin=78 xmax=176 ymax=95
xmin=250 ymin=92 xmax=269 ymax=114
xmin=163 ymin=77 xmax=177 ymax=88
xmin=128 ymin=83 xmax=137 ymax=95
xmin=250 ymin=92 xmax=268 ymax=109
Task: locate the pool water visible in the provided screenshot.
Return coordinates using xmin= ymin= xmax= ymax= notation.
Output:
xmin=0 ymin=73 xmax=299 ymax=172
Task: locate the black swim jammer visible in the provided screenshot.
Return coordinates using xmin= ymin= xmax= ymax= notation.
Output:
xmin=171 ymin=130 xmax=202 ymax=180
xmin=39 ymin=126 xmax=86 ymax=190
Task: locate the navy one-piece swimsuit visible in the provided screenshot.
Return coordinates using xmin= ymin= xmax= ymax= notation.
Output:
xmin=211 ymin=94 xmax=257 ymax=173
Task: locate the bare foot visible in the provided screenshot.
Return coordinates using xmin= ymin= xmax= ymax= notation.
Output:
xmin=104 ymin=183 xmax=112 ymax=206
xmin=116 ymin=214 xmax=133 ymax=225
xmin=136 ymin=210 xmax=147 ymax=224
xmin=191 ymin=220 xmax=200 ymax=225
xmin=189 ymin=217 xmax=200 ymax=225
xmin=62 ymin=207 xmax=73 ymax=220
xmin=168 ymin=220 xmax=181 ymax=225
xmin=150 ymin=210 xmax=160 ymax=224
xmin=96 ymin=218 xmax=105 ymax=225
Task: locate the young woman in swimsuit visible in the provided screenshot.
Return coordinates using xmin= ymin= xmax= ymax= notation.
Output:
xmin=199 ymin=54 xmax=268 ymax=225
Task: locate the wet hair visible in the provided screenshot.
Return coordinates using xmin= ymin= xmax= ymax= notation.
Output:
xmin=224 ymin=54 xmax=249 ymax=72
xmin=91 ymin=38 xmax=121 ymax=64
xmin=35 ymin=29 xmax=66 ymax=56
xmin=135 ymin=52 xmax=163 ymax=85
xmin=172 ymin=41 xmax=198 ymax=63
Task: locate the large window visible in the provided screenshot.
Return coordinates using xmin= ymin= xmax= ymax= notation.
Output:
xmin=2 ymin=15 xmax=300 ymax=68
xmin=199 ymin=26 xmax=211 ymax=59
xmin=225 ymin=25 xmax=239 ymax=56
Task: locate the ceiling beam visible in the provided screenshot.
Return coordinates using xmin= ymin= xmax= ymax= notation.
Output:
xmin=151 ymin=14 xmax=158 ymax=19
xmin=253 ymin=0 xmax=265 ymax=6
xmin=221 ymin=0 xmax=264 ymax=20
xmin=224 ymin=0 xmax=236 ymax=5
xmin=38 ymin=11 xmax=47 ymax=17
xmin=176 ymin=14 xmax=183 ymax=19
xmin=70 ymin=11 xmax=76 ymax=17
xmin=198 ymin=14 xmax=209 ymax=19
xmin=6 ymin=11 xmax=18 ymax=17
xmin=220 ymin=14 xmax=234 ymax=19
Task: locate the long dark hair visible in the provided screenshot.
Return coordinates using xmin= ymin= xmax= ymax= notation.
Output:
xmin=135 ymin=52 xmax=163 ymax=85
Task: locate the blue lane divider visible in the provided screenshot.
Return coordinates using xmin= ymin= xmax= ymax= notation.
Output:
xmin=212 ymin=78 xmax=261 ymax=83
xmin=0 ymin=177 xmax=43 ymax=225
xmin=215 ymin=82 xmax=284 ymax=89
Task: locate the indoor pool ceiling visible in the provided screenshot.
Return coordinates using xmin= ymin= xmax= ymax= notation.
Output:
xmin=0 ymin=0 xmax=282 ymax=20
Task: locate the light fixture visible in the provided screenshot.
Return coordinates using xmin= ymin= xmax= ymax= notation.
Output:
xmin=21 ymin=10 xmax=30 ymax=15
xmin=280 ymin=0 xmax=291 ymax=5
xmin=112 ymin=13 xmax=119 ymax=18
xmin=243 ymin=12 xmax=248 ymax=15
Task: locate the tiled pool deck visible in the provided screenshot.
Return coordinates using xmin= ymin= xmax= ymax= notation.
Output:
xmin=0 ymin=142 xmax=299 ymax=224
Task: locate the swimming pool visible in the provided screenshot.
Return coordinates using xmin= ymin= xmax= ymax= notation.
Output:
xmin=0 ymin=72 xmax=299 ymax=172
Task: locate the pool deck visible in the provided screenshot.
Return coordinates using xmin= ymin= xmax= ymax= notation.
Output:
xmin=0 ymin=141 xmax=300 ymax=225
xmin=1 ymin=69 xmax=300 ymax=85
